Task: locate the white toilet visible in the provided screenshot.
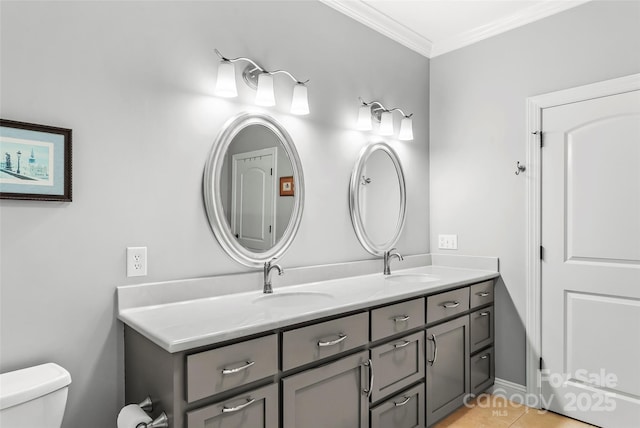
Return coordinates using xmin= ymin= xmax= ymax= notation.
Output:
xmin=0 ymin=363 xmax=71 ymax=428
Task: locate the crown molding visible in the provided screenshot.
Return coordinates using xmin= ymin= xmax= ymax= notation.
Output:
xmin=430 ymin=0 xmax=591 ymax=57
xmin=320 ymin=0 xmax=591 ymax=59
xmin=319 ymin=0 xmax=433 ymax=57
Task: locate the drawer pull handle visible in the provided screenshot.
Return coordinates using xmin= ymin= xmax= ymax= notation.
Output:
xmin=394 ymin=396 xmax=411 ymax=407
xmin=363 ymin=359 xmax=374 ymax=398
xmin=480 ymin=353 xmax=490 ymax=360
xmin=479 ymin=312 xmax=490 ymax=317
xmin=427 ymin=334 xmax=438 ymax=366
xmin=394 ymin=340 xmax=411 ymax=349
xmin=442 ymin=301 xmax=460 ymax=309
xmin=222 ymin=397 xmax=256 ymax=413
xmin=477 ymin=292 xmax=490 ymax=297
xmin=221 ymin=360 xmax=255 ymax=375
xmin=318 ymin=333 xmax=347 ymax=347
xmin=393 ymin=315 xmax=410 ymax=322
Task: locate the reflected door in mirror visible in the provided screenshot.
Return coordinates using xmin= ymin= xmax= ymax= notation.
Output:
xmin=232 ymin=148 xmax=276 ymax=251
xmin=360 ymin=150 xmax=401 ymax=248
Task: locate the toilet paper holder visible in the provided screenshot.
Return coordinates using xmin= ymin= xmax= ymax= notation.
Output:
xmin=136 ymin=397 xmax=169 ymax=428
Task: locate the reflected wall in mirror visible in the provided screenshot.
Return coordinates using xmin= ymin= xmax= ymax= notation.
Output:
xmin=204 ymin=112 xmax=304 ymax=267
xmin=349 ymin=142 xmax=406 ymax=256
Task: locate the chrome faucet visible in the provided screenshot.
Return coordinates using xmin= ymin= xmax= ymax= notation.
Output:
xmin=263 ymin=258 xmax=283 ymax=294
xmin=383 ymin=248 xmax=404 ymax=275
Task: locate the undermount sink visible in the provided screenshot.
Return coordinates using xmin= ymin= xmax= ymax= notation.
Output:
xmin=252 ymin=291 xmax=335 ymax=307
xmin=385 ymin=273 xmax=439 ymax=284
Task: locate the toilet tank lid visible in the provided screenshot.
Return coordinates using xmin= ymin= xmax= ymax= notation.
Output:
xmin=0 ymin=363 xmax=71 ymax=410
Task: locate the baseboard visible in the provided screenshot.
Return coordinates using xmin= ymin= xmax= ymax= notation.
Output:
xmin=490 ymin=378 xmax=527 ymax=404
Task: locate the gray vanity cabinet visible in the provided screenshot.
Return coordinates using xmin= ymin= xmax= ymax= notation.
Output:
xmin=425 ymin=315 xmax=470 ymax=427
xmin=370 ymin=382 xmax=425 ymax=428
xmin=369 ymin=330 xmax=425 ymax=403
xmin=186 ymin=383 xmax=278 ymax=428
xmin=281 ymin=351 xmax=369 ymax=428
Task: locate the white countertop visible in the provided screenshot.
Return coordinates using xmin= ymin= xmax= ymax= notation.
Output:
xmin=118 ymin=265 xmax=499 ymax=353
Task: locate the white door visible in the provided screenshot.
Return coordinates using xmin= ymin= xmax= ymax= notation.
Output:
xmin=231 ymin=147 xmax=277 ymax=251
xmin=541 ymin=89 xmax=640 ymax=427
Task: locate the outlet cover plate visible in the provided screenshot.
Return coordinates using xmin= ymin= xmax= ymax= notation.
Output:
xmin=127 ymin=247 xmax=147 ymax=277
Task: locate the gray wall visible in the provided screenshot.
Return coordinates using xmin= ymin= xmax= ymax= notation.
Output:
xmin=0 ymin=1 xmax=429 ymax=426
xmin=430 ymin=0 xmax=640 ymax=386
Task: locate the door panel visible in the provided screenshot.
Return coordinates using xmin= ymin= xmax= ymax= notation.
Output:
xmin=232 ymin=148 xmax=276 ymax=251
xmin=541 ymin=89 xmax=640 ymax=427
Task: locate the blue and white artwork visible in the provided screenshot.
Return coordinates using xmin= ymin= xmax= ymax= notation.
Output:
xmin=0 ymin=121 xmax=71 ymax=200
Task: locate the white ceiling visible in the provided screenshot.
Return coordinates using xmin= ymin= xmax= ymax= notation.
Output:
xmin=320 ymin=0 xmax=591 ymax=57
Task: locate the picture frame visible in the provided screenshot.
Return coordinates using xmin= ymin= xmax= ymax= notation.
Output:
xmin=0 ymin=119 xmax=72 ymax=201
xmin=280 ymin=176 xmax=294 ymax=197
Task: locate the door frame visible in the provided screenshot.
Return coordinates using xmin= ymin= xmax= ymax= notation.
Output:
xmin=525 ymin=73 xmax=640 ymax=404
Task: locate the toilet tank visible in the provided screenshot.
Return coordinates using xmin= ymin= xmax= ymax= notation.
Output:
xmin=0 ymin=363 xmax=72 ymax=428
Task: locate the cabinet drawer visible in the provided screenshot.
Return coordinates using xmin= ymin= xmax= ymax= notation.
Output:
xmin=470 ymin=347 xmax=495 ymax=395
xmin=370 ymin=383 xmax=425 ymax=428
xmin=427 ymin=287 xmax=470 ymax=324
xmin=282 ymin=312 xmax=369 ymax=371
xmin=371 ymin=298 xmax=425 ymax=342
xmin=470 ymin=306 xmax=494 ymax=353
xmin=187 ymin=383 xmax=278 ymax=428
xmin=470 ymin=280 xmax=494 ymax=309
xmin=369 ymin=331 xmax=424 ymax=403
xmin=186 ymin=334 xmax=278 ymax=403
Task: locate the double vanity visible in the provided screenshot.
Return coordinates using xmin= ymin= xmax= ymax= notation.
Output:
xmin=118 ymin=262 xmax=498 ymax=428
xmin=118 ymin=111 xmax=499 ymax=427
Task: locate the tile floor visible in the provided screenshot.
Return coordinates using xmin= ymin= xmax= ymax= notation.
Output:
xmin=434 ymin=394 xmax=597 ymax=428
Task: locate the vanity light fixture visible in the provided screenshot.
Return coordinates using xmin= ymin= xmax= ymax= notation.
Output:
xmin=357 ymin=98 xmax=414 ymax=141
xmin=214 ymin=49 xmax=310 ymax=115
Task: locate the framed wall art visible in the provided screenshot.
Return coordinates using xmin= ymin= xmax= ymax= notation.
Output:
xmin=0 ymin=119 xmax=72 ymax=201
xmin=280 ymin=176 xmax=294 ymax=197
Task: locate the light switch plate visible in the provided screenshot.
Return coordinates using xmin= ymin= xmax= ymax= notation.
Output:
xmin=438 ymin=234 xmax=458 ymax=250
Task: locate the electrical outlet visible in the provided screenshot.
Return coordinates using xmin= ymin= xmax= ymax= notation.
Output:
xmin=127 ymin=247 xmax=147 ymax=277
xmin=438 ymin=234 xmax=458 ymax=250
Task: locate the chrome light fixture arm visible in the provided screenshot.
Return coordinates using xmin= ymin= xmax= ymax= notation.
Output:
xmin=359 ymin=97 xmax=412 ymax=119
xmin=215 ymin=49 xmax=309 ymax=87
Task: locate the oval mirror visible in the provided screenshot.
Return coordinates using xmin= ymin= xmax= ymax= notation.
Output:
xmin=204 ymin=112 xmax=305 ymax=267
xmin=349 ymin=142 xmax=406 ymax=256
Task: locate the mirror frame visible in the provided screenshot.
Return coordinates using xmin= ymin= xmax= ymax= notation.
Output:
xmin=349 ymin=142 xmax=406 ymax=256
xmin=203 ymin=112 xmax=305 ymax=267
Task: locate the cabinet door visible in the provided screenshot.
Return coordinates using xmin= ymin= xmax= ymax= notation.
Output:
xmin=426 ymin=315 xmax=470 ymax=427
xmin=371 ymin=383 xmax=425 ymax=428
xmin=186 ymin=383 xmax=277 ymax=428
xmin=282 ymin=351 xmax=369 ymax=428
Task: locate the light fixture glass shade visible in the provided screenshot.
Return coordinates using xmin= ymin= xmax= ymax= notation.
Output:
xmin=215 ymin=61 xmax=237 ymax=97
xmin=290 ymin=84 xmax=309 ymax=115
xmin=255 ymin=73 xmax=276 ymax=106
xmin=398 ymin=117 xmax=414 ymax=141
xmin=356 ymin=105 xmax=372 ymax=131
xmin=379 ymin=111 xmax=394 ymax=136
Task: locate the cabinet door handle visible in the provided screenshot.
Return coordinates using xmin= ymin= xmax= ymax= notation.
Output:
xmin=479 ymin=312 xmax=490 ymax=317
xmin=363 ymin=359 xmax=374 ymax=398
xmin=480 ymin=353 xmax=490 ymax=360
xmin=394 ymin=340 xmax=411 ymax=349
xmin=427 ymin=334 xmax=438 ymax=366
xmin=222 ymin=397 xmax=256 ymax=413
xmin=442 ymin=301 xmax=460 ymax=309
xmin=221 ymin=360 xmax=255 ymax=375
xmin=394 ymin=396 xmax=411 ymax=407
xmin=318 ymin=333 xmax=347 ymax=347
xmin=393 ymin=315 xmax=410 ymax=323
xmin=477 ymin=292 xmax=490 ymax=297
